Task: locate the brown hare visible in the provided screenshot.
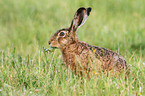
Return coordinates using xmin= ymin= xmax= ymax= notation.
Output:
xmin=49 ymin=7 xmax=130 ymax=77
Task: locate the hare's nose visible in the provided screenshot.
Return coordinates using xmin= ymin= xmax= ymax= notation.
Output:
xmin=48 ymin=41 xmax=51 ymax=45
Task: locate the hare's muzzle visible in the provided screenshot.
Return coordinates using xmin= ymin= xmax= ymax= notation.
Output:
xmin=48 ymin=41 xmax=51 ymax=45
xmin=48 ymin=39 xmax=59 ymax=48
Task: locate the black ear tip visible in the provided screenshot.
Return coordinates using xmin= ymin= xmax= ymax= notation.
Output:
xmin=87 ymin=7 xmax=92 ymax=16
xmin=76 ymin=7 xmax=86 ymax=15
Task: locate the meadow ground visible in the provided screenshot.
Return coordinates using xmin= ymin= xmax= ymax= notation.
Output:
xmin=0 ymin=0 xmax=145 ymax=95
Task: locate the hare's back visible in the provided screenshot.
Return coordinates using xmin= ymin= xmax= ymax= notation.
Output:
xmin=90 ymin=46 xmax=128 ymax=70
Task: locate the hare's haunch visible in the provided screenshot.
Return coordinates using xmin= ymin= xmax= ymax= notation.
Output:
xmin=49 ymin=7 xmax=129 ymax=77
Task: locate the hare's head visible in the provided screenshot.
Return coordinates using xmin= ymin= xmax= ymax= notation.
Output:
xmin=49 ymin=7 xmax=91 ymax=48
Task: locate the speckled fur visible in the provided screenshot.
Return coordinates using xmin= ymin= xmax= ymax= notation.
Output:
xmin=49 ymin=7 xmax=130 ymax=77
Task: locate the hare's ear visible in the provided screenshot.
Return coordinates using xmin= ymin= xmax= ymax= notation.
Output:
xmin=69 ymin=7 xmax=92 ymax=32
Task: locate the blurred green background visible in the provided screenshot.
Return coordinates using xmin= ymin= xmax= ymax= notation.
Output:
xmin=0 ymin=0 xmax=145 ymax=95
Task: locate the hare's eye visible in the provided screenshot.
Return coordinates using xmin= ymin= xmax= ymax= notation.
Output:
xmin=59 ymin=32 xmax=65 ymax=37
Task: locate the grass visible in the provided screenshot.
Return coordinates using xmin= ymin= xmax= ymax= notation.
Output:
xmin=0 ymin=0 xmax=145 ymax=95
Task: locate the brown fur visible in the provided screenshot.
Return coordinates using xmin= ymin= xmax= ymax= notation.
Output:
xmin=49 ymin=7 xmax=130 ymax=77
